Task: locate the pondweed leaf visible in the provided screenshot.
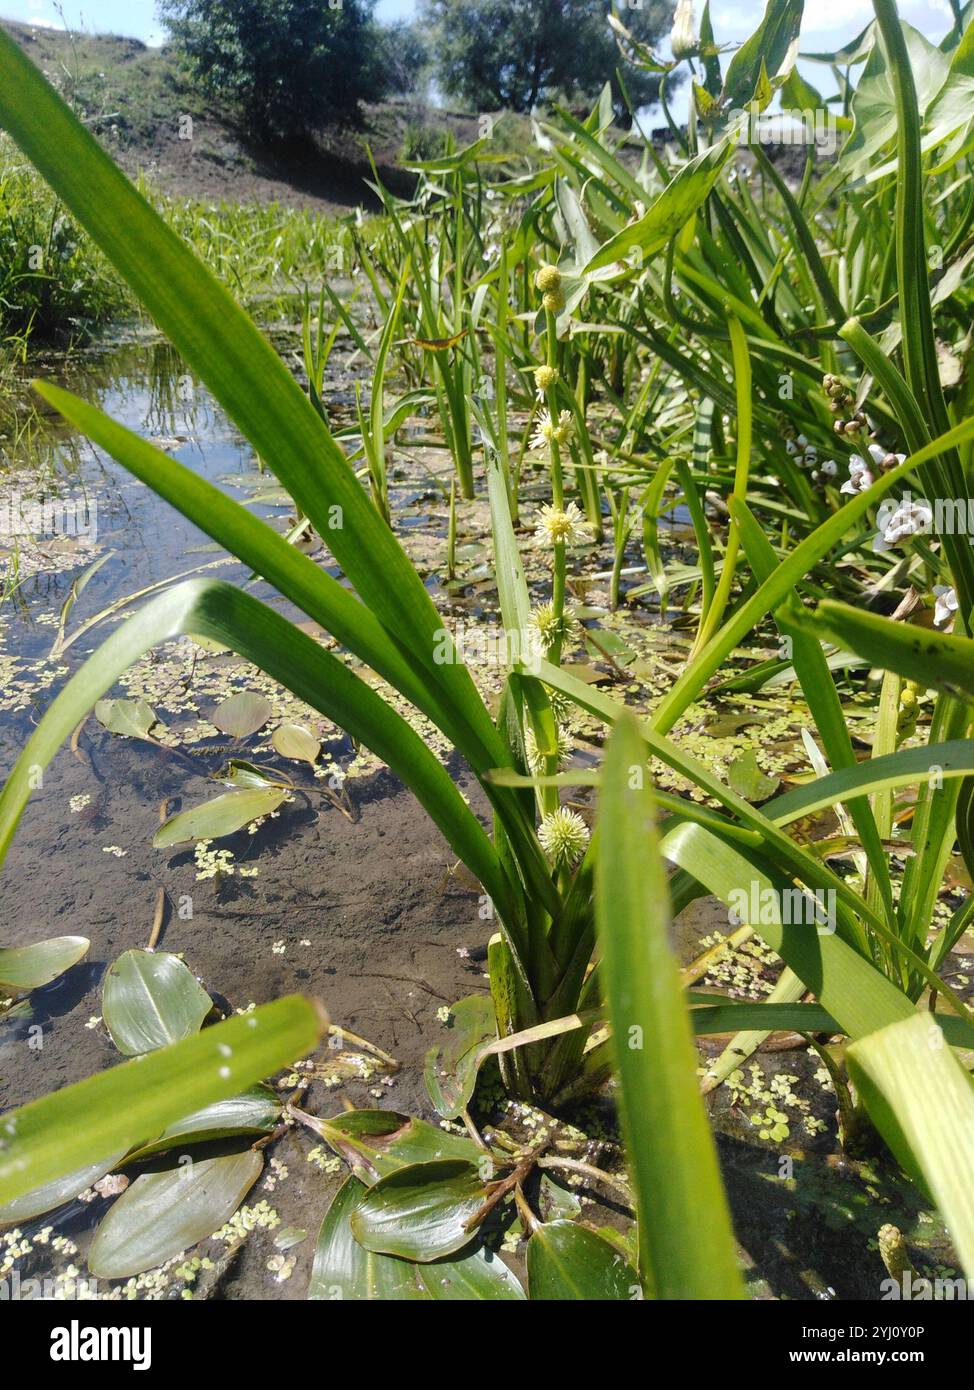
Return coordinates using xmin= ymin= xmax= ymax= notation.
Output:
xmin=271 ymin=723 xmax=321 ymax=765
xmin=317 ymin=1109 xmax=481 ymax=1185
xmin=527 ymin=1220 xmax=638 ymax=1300
xmin=87 ymin=1150 xmax=263 ymax=1279
xmin=211 ymin=691 xmax=273 ymax=739
xmin=0 ymin=935 xmax=89 ymax=994
xmin=102 ymin=949 xmax=212 ymax=1056
xmin=424 ymin=994 xmax=496 ymax=1119
xmin=95 ymin=697 xmax=162 ymax=741
xmin=348 ymin=1159 xmax=489 ymax=1262
xmin=310 ymin=1176 xmax=524 ymax=1300
xmin=153 ymin=788 xmax=288 ymax=848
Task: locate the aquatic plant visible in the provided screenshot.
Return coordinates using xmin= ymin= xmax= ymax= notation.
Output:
xmin=3 ymin=0 xmax=974 ymax=1300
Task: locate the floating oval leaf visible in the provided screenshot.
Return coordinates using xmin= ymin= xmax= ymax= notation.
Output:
xmin=0 ymin=935 xmax=89 ymax=994
xmin=726 ymin=749 xmax=780 ymax=802
xmin=124 ymin=1085 xmax=282 ymax=1162
xmin=319 ymin=1109 xmax=480 ymax=1185
xmin=311 ymin=1176 xmax=523 ymax=1300
xmin=0 ymin=1151 xmax=125 ymax=1226
xmin=88 ymin=1150 xmax=263 ymax=1279
xmin=211 ymin=691 xmax=273 ymax=739
xmin=94 ymin=698 xmax=162 ymax=740
xmin=271 ymin=723 xmax=321 ymax=765
xmin=424 ymin=995 xmax=496 ymax=1119
xmin=102 ymin=949 xmax=212 ymax=1056
xmin=527 ymin=1220 xmax=639 ymax=1300
xmin=349 ymin=1159 xmax=488 ymax=1262
xmin=153 ymin=787 xmax=287 ymax=848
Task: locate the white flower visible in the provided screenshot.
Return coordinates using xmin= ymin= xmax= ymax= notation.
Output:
xmin=538 ymin=808 xmax=590 ymax=867
xmin=530 ymin=408 xmax=574 ymax=453
xmin=785 ymin=434 xmax=819 ymax=469
xmin=873 ymin=498 xmax=933 ymax=553
xmin=868 ymin=442 xmax=906 ymax=472
xmin=933 ymin=585 xmax=958 ymax=629
xmin=533 ymin=500 xmax=590 ymax=548
xmin=670 ymin=0 xmax=698 ymax=60
xmin=840 ymin=454 xmax=875 ymax=495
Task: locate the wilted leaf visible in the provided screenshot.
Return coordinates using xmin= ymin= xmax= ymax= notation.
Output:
xmin=102 ymin=949 xmax=212 ymax=1056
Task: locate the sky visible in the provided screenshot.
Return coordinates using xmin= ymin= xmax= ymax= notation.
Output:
xmin=0 ymin=1 xmax=958 ymax=89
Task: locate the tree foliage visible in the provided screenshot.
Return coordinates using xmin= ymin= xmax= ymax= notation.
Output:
xmin=421 ymin=0 xmax=676 ymax=115
xmin=159 ymin=0 xmax=386 ymax=139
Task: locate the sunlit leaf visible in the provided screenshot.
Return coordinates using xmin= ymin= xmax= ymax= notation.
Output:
xmin=102 ymin=949 xmax=212 ymax=1056
xmin=88 ymin=1150 xmax=263 ymax=1278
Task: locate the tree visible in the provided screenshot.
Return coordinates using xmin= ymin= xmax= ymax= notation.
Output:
xmin=376 ymin=20 xmax=431 ymax=98
xmin=159 ymin=0 xmax=387 ymax=140
xmin=422 ymin=0 xmax=676 ymax=116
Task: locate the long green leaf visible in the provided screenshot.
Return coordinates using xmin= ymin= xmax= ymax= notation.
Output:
xmin=0 ymin=995 xmax=325 ymax=1205
xmin=596 ymin=714 xmax=743 ymax=1299
xmin=848 ymin=1014 xmax=974 ymax=1278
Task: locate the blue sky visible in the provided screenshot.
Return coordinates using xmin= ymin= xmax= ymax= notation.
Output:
xmin=0 ymin=1 xmax=957 ymax=81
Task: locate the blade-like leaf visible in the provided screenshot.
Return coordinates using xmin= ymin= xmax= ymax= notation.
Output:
xmin=0 ymin=995 xmax=326 ymax=1205
xmin=596 ymin=714 xmax=743 ymax=1299
xmin=848 ymin=1014 xmax=974 ymax=1278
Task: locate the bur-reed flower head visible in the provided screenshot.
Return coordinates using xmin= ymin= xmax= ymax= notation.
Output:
xmin=538 ymin=807 xmax=590 ymax=866
xmin=525 ymin=724 xmax=574 ymax=774
xmin=533 ymin=364 xmax=559 ymax=397
xmin=533 ymin=500 xmax=589 ymax=548
xmin=534 ymin=264 xmax=562 ymax=293
xmin=528 ymin=601 xmax=580 ymax=653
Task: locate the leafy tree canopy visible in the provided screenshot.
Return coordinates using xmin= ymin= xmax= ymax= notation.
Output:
xmin=422 ymin=0 xmax=676 ymax=116
xmin=159 ymin=0 xmax=386 ymax=139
